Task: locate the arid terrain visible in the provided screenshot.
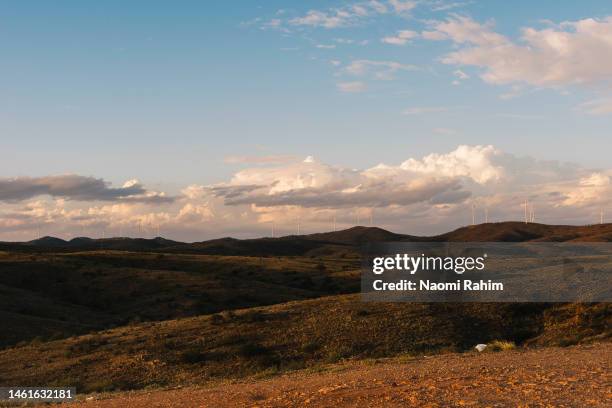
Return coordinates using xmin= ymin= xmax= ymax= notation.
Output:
xmin=56 ymin=342 xmax=611 ymax=407
xmin=0 ymin=222 xmax=610 ymax=406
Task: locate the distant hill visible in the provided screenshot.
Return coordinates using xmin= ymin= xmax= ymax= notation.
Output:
xmin=1 ymin=223 xmax=611 ymax=256
xmin=436 ymin=222 xmax=612 ymax=243
xmin=0 ymin=222 xmax=609 ymax=394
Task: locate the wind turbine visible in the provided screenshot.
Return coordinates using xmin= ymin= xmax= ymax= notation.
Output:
xmin=524 ymin=199 xmax=529 ymax=224
xmin=485 ymin=207 xmax=489 ymax=223
xmin=471 ymin=203 xmax=476 ymax=226
xmin=601 ymin=208 xmax=605 ymax=225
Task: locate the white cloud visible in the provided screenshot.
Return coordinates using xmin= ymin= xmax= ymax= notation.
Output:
xmin=289 ymin=10 xmax=350 ymax=29
xmin=337 ymin=81 xmax=367 ymax=93
xmin=2 ymin=146 xmax=610 ymax=240
xmin=288 ymin=1 xmax=386 ymax=29
xmin=389 ymin=0 xmax=417 ymax=13
xmin=425 ymin=15 xmax=612 ymax=88
xmin=453 ymin=69 xmax=469 ymax=80
xmin=177 ymin=203 xmax=215 ymax=222
xmin=315 ymin=44 xmax=336 ymax=49
xmin=430 ymin=1 xmax=472 ymax=12
xmin=345 ymin=59 xmax=418 ymax=80
xmin=369 ymin=1 xmax=389 ymax=14
xmin=381 ymin=30 xmax=418 ymax=45
xmin=580 ymin=172 xmax=610 ymax=187
xmin=286 ymin=1 xmax=418 ymax=29
xmin=397 ymin=145 xmax=503 ymax=183
xmin=562 ymin=172 xmax=611 ymax=206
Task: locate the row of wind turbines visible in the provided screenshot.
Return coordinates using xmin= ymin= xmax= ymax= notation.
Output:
xmin=270 ymin=210 xmax=376 ymax=238
xmin=470 ymin=199 xmax=605 ymax=226
xmin=33 ymin=201 xmax=607 ymax=240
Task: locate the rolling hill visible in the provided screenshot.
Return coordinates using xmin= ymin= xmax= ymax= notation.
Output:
xmin=0 ymin=295 xmax=608 ymax=393
xmin=0 ymin=222 xmax=609 ymax=396
xmin=2 ymin=222 xmax=611 ymax=256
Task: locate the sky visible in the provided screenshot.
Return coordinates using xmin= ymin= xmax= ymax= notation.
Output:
xmin=1 ymin=0 xmax=611 ymax=241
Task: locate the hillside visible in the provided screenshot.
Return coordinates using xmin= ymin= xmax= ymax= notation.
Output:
xmin=55 ymin=343 xmax=611 ymax=407
xmin=0 ymin=222 xmax=609 ymax=398
xmin=0 ymin=251 xmax=359 ymax=348
xmin=437 ymin=222 xmax=612 ymax=242
xmin=0 ymin=295 xmax=608 ymax=393
xmin=2 ymin=222 xmax=611 ymax=256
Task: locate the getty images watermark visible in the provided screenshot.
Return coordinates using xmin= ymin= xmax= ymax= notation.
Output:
xmin=362 ymin=242 xmax=612 ymax=302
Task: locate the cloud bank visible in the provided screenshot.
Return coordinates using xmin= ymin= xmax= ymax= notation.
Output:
xmin=0 ymin=175 xmax=172 ymax=204
xmin=1 ymin=146 xmax=609 ymax=241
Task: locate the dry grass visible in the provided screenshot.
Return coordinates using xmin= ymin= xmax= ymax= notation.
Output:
xmin=0 ymin=296 xmax=608 ymax=393
xmin=0 ymin=251 xmax=359 ymax=348
xmin=487 ymin=340 xmax=517 ymax=352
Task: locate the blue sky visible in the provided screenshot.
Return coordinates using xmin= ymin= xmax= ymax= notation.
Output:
xmin=0 ymin=1 xmax=611 ymax=240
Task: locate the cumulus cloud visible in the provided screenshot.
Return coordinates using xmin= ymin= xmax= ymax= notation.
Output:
xmin=398 ymin=145 xmax=503 ymax=183
xmin=345 ymin=60 xmax=418 ymax=80
xmin=0 ymin=175 xmax=173 ymax=204
xmin=560 ymin=172 xmax=611 ymax=207
xmin=1 ymin=147 xmax=609 ymax=241
xmin=203 ymin=145 xmax=610 ymax=231
xmin=381 ymin=29 xmax=419 ymax=45
xmin=389 ymin=0 xmax=417 ymax=13
xmin=425 ymin=15 xmax=612 ymax=88
xmin=208 ymin=155 xmax=471 ymax=208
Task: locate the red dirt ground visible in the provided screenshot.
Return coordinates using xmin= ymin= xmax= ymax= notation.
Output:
xmin=57 ymin=342 xmax=611 ymax=407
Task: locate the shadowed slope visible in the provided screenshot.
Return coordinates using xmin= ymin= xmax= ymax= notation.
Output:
xmin=3 ymin=223 xmax=610 ymax=255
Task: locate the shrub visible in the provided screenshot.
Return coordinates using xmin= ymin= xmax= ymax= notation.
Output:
xmin=179 ymin=348 xmax=208 ymax=364
xmin=238 ymin=310 xmax=267 ymax=323
xmin=210 ymin=313 xmax=224 ymax=325
xmin=239 ymin=342 xmax=270 ymax=357
xmin=301 ymin=341 xmax=321 ymax=354
xmin=488 ymin=340 xmax=516 ymax=352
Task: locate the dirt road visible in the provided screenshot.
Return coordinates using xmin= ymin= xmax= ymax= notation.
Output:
xmin=60 ymin=343 xmax=610 ymax=407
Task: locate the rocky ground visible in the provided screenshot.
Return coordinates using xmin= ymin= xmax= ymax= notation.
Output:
xmin=56 ymin=342 xmax=610 ymax=407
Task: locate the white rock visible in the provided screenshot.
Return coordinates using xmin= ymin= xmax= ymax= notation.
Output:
xmin=475 ymin=344 xmax=487 ymax=352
